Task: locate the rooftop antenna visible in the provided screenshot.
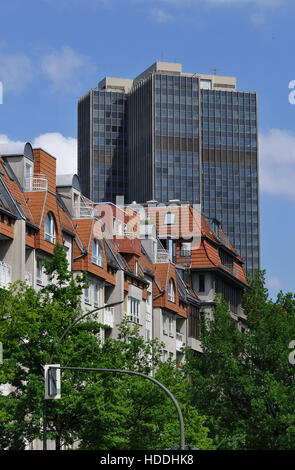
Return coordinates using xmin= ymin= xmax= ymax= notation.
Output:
xmin=211 ymin=67 xmax=218 ymax=75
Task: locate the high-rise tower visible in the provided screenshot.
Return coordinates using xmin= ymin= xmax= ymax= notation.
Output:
xmin=78 ymin=62 xmax=259 ymax=274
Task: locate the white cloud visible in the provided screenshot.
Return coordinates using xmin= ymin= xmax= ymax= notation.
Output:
xmin=33 ymin=133 xmax=77 ymax=175
xmin=41 ymin=45 xmax=96 ymax=92
xmin=259 ymin=129 xmax=295 ymax=199
xmin=0 ymin=133 xmax=77 ymax=176
xmin=0 ymin=54 xmax=33 ymax=94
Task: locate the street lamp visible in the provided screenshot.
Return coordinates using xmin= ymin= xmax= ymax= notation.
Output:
xmin=43 ymin=299 xmax=186 ymax=451
xmin=43 ymin=300 xmax=124 ymax=450
xmin=45 ymin=365 xmax=185 ymax=450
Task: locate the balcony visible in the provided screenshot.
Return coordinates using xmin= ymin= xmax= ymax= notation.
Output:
xmin=73 ymin=203 xmax=95 ymax=219
xmin=103 ymin=306 xmax=114 ymax=328
xmin=115 ymin=236 xmax=142 ymax=257
xmin=173 ymin=248 xmax=192 ymax=267
xmin=25 ymin=175 xmax=48 ymax=192
xmin=156 ymin=249 xmax=170 ymax=263
xmin=176 ymin=332 xmax=184 ymax=352
xmin=0 ymin=261 xmax=12 ymax=288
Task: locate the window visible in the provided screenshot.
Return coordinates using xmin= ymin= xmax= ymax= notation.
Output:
xmin=25 ymin=163 xmax=32 ymax=191
xmin=164 ymin=212 xmax=176 ymax=225
xmin=180 ymin=242 xmax=191 ymax=258
xmin=127 ymin=297 xmax=140 ymax=324
xmin=168 ymin=279 xmax=175 ymax=302
xmin=163 ymin=313 xmax=168 ymax=335
xmin=84 ymin=281 xmax=90 ymax=304
xmin=188 ymin=305 xmax=201 ymax=339
xmin=36 ymin=257 xmax=43 ymax=285
xmin=93 ymin=282 xmax=102 ymax=308
xmin=169 ymin=316 xmax=174 ymax=337
xmin=92 ymin=238 xmax=103 ymax=266
xmin=45 ymin=213 xmax=56 ymax=244
xmin=64 ymin=246 xmax=71 ymax=267
xmin=219 ymin=248 xmax=234 ymax=268
xmin=199 ymin=274 xmax=205 ymax=292
xmin=134 ymin=260 xmax=138 ymax=276
xmin=117 ymin=220 xmax=123 ymax=236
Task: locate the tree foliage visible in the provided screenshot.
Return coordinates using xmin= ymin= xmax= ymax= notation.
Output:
xmin=0 ymin=242 xmax=212 ymax=450
xmin=185 ymin=270 xmax=295 ymax=450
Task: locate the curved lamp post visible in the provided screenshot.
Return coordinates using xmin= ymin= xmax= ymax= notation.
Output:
xmin=47 ymin=365 xmax=185 ymax=450
xmin=43 ymin=300 xmax=185 ymax=450
xmin=43 ymin=300 xmax=123 ymax=449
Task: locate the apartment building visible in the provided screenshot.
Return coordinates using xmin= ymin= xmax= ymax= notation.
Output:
xmin=0 ymin=142 xmax=248 ymax=363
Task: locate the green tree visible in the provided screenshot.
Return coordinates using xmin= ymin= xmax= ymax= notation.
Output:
xmin=76 ymin=323 xmax=213 ymax=450
xmin=185 ymin=270 xmax=295 ymax=450
xmin=0 ymin=242 xmax=212 ymax=450
xmin=0 ymin=242 xmax=101 ymax=449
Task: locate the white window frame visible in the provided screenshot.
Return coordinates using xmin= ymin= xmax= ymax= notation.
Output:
xmin=127 ymin=296 xmax=140 ymax=324
xmin=36 ymin=257 xmax=43 ymax=286
xmin=92 ymin=238 xmax=103 ymax=267
xmin=93 ymin=281 xmax=102 ymax=308
xmin=168 ymin=279 xmax=175 ymax=302
xmin=164 ymin=212 xmax=176 ymax=226
xmin=84 ymin=280 xmax=90 ymax=304
xmin=44 ymin=212 xmax=56 ymax=244
xmin=169 ymin=316 xmax=174 ymax=337
xmin=25 ymin=163 xmax=32 ymax=191
xmin=163 ymin=313 xmax=168 ymax=335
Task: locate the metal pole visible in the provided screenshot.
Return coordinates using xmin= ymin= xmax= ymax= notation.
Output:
xmin=50 ymin=365 xmax=185 ymax=450
xmin=43 ymin=301 xmax=124 ymax=450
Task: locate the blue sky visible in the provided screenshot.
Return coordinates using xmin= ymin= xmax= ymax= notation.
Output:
xmin=0 ymin=0 xmax=294 ymax=298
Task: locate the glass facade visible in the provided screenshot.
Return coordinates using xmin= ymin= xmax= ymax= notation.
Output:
xmin=153 ymin=73 xmax=200 ymax=204
xmin=92 ymin=90 xmax=128 ymax=202
xmin=78 ymin=89 xmax=128 ymax=203
xmin=78 ymin=65 xmax=260 ymax=274
xmin=200 ymin=90 xmax=259 ymax=274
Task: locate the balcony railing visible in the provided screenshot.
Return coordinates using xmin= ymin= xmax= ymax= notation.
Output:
xmin=73 ymin=203 xmax=95 ymax=219
xmin=179 ymin=249 xmax=191 ymax=258
xmin=0 ymin=261 xmax=12 ymax=288
xmin=104 ymin=306 xmax=114 ymax=328
xmin=123 ymin=231 xmax=137 ymax=239
xmin=176 ymin=332 xmax=184 ymax=352
xmin=25 ymin=175 xmax=48 ymax=192
xmin=156 ymin=249 xmax=170 ymax=263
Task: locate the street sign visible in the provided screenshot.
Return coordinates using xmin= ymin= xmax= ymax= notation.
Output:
xmin=44 ymin=364 xmax=61 ymax=399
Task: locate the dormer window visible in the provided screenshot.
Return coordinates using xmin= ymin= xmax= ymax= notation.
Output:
xmin=134 ymin=259 xmax=138 ymax=276
xmin=164 ymin=212 xmax=176 ymax=226
xmin=44 ymin=212 xmax=56 ymax=244
xmin=92 ymin=238 xmax=103 ymax=267
xmin=219 ymin=248 xmax=233 ymax=269
xmin=168 ymin=279 xmax=175 ymax=302
xmin=25 ymin=163 xmax=32 ymax=191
